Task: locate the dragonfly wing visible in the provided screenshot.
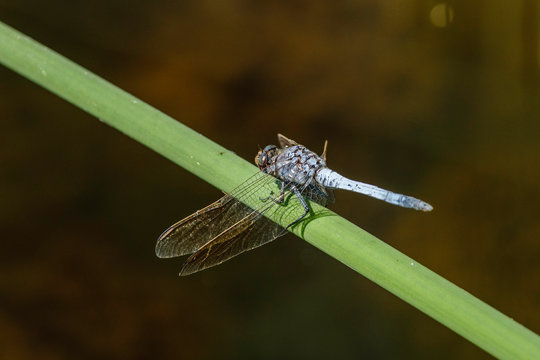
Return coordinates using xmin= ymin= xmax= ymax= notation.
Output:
xmin=325 ymin=188 xmax=335 ymax=204
xmin=305 ymin=183 xmax=330 ymax=207
xmin=179 ymin=210 xmax=285 ymax=276
xmin=156 ymin=171 xmax=279 ymax=258
xmin=155 ymin=195 xmax=253 ymax=258
xmin=277 ymin=133 xmax=300 ymax=148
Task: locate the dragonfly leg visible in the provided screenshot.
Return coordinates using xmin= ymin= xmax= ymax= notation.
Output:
xmin=285 ymin=185 xmax=310 ymax=230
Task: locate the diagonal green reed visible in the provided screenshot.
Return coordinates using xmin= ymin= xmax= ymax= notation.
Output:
xmin=0 ymin=21 xmax=538 ymax=359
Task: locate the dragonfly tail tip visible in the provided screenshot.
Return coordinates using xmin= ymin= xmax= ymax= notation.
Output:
xmin=422 ymin=202 xmax=434 ymax=212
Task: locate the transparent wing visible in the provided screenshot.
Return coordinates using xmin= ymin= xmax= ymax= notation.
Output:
xmin=277 ymin=133 xmax=300 ymax=148
xmin=155 ymin=171 xmax=280 ymax=258
xmin=156 ymin=195 xmax=243 ymax=258
xmin=179 ymin=204 xmax=285 ymax=275
xmin=156 ymin=163 xmax=330 ymax=275
xmin=179 ymin=182 xmax=327 ymax=275
xmin=306 ymin=182 xmax=332 ymax=206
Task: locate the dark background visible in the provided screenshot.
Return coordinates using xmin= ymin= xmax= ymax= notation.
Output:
xmin=1 ymin=1 xmax=539 ymax=359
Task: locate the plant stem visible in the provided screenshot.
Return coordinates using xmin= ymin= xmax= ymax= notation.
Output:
xmin=0 ymin=21 xmax=538 ymax=359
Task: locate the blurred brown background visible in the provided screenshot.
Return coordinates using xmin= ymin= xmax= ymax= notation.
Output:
xmin=1 ymin=1 xmax=539 ymax=359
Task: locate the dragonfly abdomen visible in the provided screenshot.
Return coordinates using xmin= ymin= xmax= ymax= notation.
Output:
xmin=315 ymin=168 xmax=433 ymax=211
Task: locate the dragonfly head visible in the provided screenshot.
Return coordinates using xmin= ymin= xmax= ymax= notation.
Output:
xmin=255 ymin=145 xmax=278 ymax=171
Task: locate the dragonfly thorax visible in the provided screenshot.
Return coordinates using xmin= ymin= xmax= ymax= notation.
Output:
xmin=264 ymin=145 xmax=326 ymax=187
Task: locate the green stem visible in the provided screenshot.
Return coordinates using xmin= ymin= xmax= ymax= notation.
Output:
xmin=0 ymin=21 xmax=538 ymax=359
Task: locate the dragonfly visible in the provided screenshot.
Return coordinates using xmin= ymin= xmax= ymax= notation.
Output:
xmin=156 ymin=134 xmax=433 ymax=275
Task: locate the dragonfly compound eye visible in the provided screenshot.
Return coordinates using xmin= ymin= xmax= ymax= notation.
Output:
xmin=254 ymin=150 xmax=263 ymax=167
xmin=255 ymin=145 xmax=277 ymax=169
